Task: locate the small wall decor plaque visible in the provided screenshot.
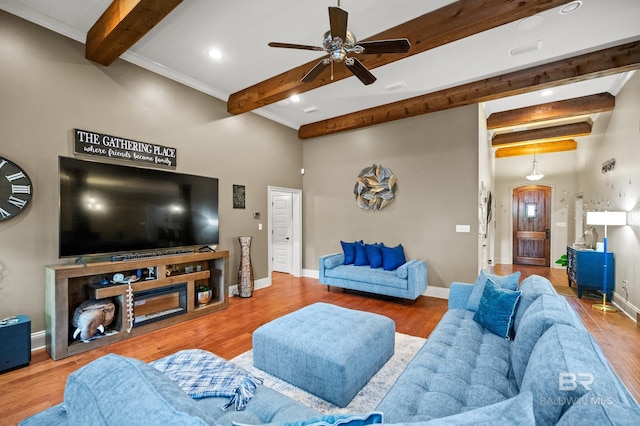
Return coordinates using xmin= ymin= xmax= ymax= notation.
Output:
xmin=233 ymin=184 xmax=246 ymax=209
xmin=354 ymin=164 xmax=397 ymax=210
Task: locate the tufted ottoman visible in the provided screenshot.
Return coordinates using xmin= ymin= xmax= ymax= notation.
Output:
xmin=252 ymin=302 xmax=395 ymax=407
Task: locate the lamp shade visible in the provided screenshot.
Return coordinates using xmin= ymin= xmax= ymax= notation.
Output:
xmin=586 ymin=211 xmax=627 ymax=226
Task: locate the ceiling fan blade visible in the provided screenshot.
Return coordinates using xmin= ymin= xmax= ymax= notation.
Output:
xmin=357 ymin=39 xmax=411 ymax=54
xmin=328 ymin=7 xmax=348 ymax=41
xmin=268 ymin=42 xmax=325 ymax=51
xmin=302 ymin=59 xmax=329 ymax=83
xmin=346 ymin=57 xmax=376 ymax=85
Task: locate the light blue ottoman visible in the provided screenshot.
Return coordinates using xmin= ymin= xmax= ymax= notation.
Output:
xmin=252 ymin=302 xmax=395 ymax=407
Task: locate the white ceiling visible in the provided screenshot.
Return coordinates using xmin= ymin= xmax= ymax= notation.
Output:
xmin=1 ymin=0 xmax=639 ymax=178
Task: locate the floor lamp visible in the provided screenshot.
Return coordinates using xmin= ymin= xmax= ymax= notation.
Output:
xmin=586 ymin=211 xmax=627 ymax=312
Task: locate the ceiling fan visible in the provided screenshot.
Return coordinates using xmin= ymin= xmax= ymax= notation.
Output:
xmin=268 ymin=3 xmax=411 ymax=85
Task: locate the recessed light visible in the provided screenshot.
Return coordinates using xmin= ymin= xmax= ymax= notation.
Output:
xmin=517 ymin=15 xmax=544 ymax=31
xmin=303 ymin=106 xmax=319 ymax=113
xmin=559 ymin=1 xmax=582 ymax=15
xmin=208 ymin=49 xmax=223 ymax=60
xmin=290 ymin=95 xmax=301 ymax=103
xmin=277 ymin=100 xmax=290 ymax=107
xmin=541 ymin=89 xmax=554 ymax=97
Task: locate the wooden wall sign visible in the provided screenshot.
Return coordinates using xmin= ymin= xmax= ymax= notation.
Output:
xmin=74 ymin=129 xmax=177 ymax=167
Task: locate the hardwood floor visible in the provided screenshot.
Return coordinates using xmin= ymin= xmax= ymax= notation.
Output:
xmin=1 ymin=266 xmax=638 ymax=425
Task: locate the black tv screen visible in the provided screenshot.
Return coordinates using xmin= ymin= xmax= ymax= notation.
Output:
xmin=59 ymin=157 xmax=219 ymax=258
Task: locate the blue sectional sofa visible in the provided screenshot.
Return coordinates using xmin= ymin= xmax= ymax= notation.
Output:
xmin=377 ymin=273 xmax=640 ymax=424
xmin=318 ymin=253 xmax=427 ymax=300
xmin=21 ymin=274 xmax=640 ymax=425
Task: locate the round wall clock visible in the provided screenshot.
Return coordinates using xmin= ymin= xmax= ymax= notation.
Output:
xmin=354 ymin=164 xmax=397 ymax=210
xmin=0 ymin=156 xmax=33 ymax=222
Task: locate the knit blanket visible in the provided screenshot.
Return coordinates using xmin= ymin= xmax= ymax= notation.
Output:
xmin=151 ymin=349 xmax=263 ymax=410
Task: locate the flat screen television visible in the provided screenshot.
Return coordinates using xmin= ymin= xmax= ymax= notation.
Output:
xmin=59 ymin=156 xmax=219 ymax=258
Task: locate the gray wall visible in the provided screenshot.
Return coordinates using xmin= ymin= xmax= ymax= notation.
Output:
xmin=0 ymin=11 xmax=303 ymax=331
xmin=577 ymin=71 xmax=640 ymax=318
xmin=302 ymin=104 xmax=482 ymax=289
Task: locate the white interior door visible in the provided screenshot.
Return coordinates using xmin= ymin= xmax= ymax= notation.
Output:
xmin=272 ymin=193 xmax=293 ymax=273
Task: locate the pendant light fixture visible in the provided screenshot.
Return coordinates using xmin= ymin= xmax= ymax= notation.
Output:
xmin=525 ymin=153 xmax=544 ymax=181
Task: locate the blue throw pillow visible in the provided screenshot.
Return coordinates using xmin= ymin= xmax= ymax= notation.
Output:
xmin=354 ymin=242 xmax=370 ymax=266
xmin=380 ymin=244 xmax=406 ymax=271
xmin=473 ymin=278 xmax=522 ymax=339
xmin=466 ymin=269 xmax=520 ymax=312
xmin=340 ymin=240 xmax=361 ymax=265
xmin=365 ymin=243 xmax=383 ymax=268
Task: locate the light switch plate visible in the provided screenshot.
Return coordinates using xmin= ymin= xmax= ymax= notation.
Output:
xmin=456 ymin=225 xmax=471 ymax=233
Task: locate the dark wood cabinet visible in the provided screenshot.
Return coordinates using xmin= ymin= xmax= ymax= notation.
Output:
xmin=566 ymin=246 xmax=614 ymax=301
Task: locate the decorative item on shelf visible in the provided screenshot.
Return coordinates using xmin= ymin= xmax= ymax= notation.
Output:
xmin=586 ymin=211 xmax=627 ymax=312
xmin=195 ymin=284 xmax=212 ymax=306
xmin=354 ymin=164 xmax=397 ymax=210
xmin=525 ymin=153 xmax=544 ymax=181
xmin=584 ymin=225 xmax=598 ymax=250
xmin=72 ymin=298 xmax=116 ymax=342
xmin=146 ymin=266 xmax=156 ymax=280
xmin=237 ymin=236 xmax=254 ymax=297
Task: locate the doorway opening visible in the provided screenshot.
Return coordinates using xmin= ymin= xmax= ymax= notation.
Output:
xmin=267 ymin=186 xmax=302 ymax=278
xmin=512 ymin=185 xmax=551 ymax=266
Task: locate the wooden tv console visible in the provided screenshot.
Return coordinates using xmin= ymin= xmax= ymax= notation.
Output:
xmin=45 ymin=251 xmax=229 ymax=360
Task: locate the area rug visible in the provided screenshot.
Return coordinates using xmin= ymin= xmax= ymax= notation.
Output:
xmin=231 ymin=332 xmax=426 ymax=414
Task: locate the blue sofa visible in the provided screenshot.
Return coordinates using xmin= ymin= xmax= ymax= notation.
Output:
xmin=318 ymin=253 xmax=427 ymax=300
xmin=377 ymin=274 xmax=640 ymax=425
xmin=21 ymin=274 xmax=640 ymax=425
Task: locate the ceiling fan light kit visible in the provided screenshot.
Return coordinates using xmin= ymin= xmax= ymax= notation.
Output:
xmin=269 ymin=5 xmax=410 ymax=86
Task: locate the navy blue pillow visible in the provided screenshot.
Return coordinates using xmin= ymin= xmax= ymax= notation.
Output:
xmin=381 ymin=244 xmax=406 ymax=271
xmin=365 ymin=243 xmax=383 ymax=268
xmin=340 ymin=240 xmax=361 ymax=265
xmin=354 ymin=242 xmax=370 ymax=266
xmin=473 ymin=278 xmax=522 ymax=339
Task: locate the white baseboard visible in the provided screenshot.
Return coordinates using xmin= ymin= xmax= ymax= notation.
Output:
xmin=423 ymin=286 xmax=450 ymax=299
xmin=31 ymin=330 xmax=46 ymax=352
xmin=613 ymin=292 xmax=639 ymax=323
xmin=228 ymin=277 xmax=271 ymax=297
xmin=303 ymin=269 xmax=318 ymax=279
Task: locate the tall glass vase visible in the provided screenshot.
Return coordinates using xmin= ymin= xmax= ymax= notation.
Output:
xmin=237 ymin=236 xmax=254 ymax=297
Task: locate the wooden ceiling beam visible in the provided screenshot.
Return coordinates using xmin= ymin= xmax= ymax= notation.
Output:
xmin=487 ymin=93 xmax=615 ymax=130
xmin=298 ymin=41 xmax=640 ymax=139
xmin=495 ymin=140 xmax=578 ymax=158
xmin=227 ymin=0 xmax=569 ymax=115
xmin=492 ymin=122 xmax=591 ymax=147
xmin=86 ymin=0 xmax=183 ymax=66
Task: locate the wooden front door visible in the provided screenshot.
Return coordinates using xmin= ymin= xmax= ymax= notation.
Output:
xmin=513 ymin=185 xmax=551 ymax=266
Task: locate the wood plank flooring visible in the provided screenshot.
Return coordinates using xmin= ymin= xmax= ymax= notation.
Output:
xmin=1 ymin=266 xmax=638 ymax=425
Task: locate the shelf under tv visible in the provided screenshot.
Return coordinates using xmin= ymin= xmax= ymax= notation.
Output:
xmin=45 ymin=251 xmax=229 ymax=360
